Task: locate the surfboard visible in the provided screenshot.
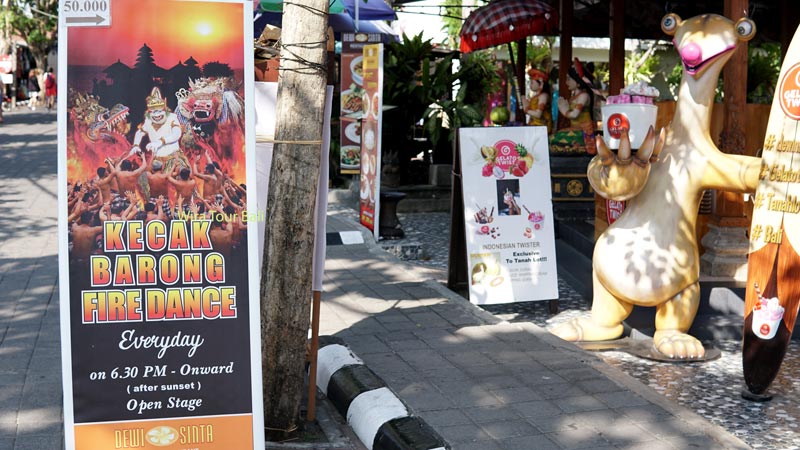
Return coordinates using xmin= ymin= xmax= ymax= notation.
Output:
xmin=742 ymin=24 xmax=800 ymax=400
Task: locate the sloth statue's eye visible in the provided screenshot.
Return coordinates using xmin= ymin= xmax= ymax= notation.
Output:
xmin=661 ymin=14 xmax=680 ymax=35
xmin=736 ymin=19 xmax=756 ymax=40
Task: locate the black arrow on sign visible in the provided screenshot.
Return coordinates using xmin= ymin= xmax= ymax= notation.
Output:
xmin=65 ymin=14 xmax=105 ymax=25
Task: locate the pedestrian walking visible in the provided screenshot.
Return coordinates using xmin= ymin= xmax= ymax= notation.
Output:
xmin=44 ymin=67 xmax=57 ymax=110
xmin=0 ymin=85 xmax=5 ymax=124
xmin=27 ymin=69 xmax=41 ymax=110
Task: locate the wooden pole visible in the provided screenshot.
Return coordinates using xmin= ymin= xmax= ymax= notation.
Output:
xmin=697 ymin=0 xmax=751 ymax=279
xmin=558 ymin=0 xmax=573 ymax=98
xmin=780 ymin=0 xmax=800 ymax=62
xmin=713 ymin=0 xmax=750 ymax=228
xmin=447 ymin=132 xmax=468 ymax=295
xmin=307 ymin=290 xmax=321 ymax=422
xmin=516 ymin=38 xmax=526 ymax=122
xmin=609 ymin=0 xmax=625 ymax=96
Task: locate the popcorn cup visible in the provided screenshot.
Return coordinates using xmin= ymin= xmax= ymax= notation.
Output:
xmin=601 ymin=103 xmax=658 ymax=150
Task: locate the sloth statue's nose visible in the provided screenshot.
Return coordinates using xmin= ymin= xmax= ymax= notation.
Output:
xmin=680 ymin=42 xmax=703 ymax=66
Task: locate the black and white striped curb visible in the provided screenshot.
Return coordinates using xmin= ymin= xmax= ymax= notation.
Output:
xmin=316 ymin=337 xmax=449 ymax=450
xmin=326 ymin=231 xmax=365 ymax=246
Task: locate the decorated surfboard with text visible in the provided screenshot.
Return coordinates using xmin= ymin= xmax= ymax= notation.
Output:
xmin=743 ymin=23 xmax=800 ymax=398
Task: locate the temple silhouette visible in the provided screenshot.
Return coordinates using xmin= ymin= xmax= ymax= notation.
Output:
xmin=90 ymin=44 xmax=233 ymax=140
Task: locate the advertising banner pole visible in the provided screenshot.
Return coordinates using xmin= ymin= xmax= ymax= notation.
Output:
xmin=58 ymin=1 xmax=263 ymax=448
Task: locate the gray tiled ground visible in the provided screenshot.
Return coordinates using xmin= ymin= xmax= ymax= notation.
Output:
xmin=0 ymin=110 xmax=63 ymax=448
xmin=2 ymin=110 xmax=374 ymax=450
xmin=1 ymin=108 xmax=765 ymax=450
xmin=324 ymin=210 xmax=752 ymax=449
xmin=360 ymin=207 xmax=800 ymax=449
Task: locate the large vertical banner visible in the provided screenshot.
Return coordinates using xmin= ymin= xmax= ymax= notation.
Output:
xmin=57 ymin=1 xmax=264 ymax=449
xmin=340 ymin=33 xmax=382 ymax=175
xmin=358 ymin=44 xmax=383 ymax=238
xmin=459 ymin=127 xmax=559 ymax=304
xmin=742 ymin=25 xmax=800 ymax=397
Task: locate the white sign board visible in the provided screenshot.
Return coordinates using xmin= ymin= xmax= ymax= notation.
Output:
xmin=254 ymin=82 xmax=332 ymax=291
xmin=459 ymin=127 xmax=559 ymax=304
xmin=62 ymin=0 xmax=112 ymax=27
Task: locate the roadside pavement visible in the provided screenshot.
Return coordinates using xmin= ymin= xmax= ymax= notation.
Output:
xmin=0 ymin=109 xmax=752 ymax=450
xmin=323 ymin=211 xmax=752 ymax=450
xmin=0 ymin=109 xmax=63 ymax=449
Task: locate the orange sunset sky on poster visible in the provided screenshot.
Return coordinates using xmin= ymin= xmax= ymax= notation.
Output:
xmin=68 ymin=0 xmax=244 ymax=68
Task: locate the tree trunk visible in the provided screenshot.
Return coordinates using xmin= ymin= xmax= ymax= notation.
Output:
xmin=260 ymin=0 xmax=329 ymax=439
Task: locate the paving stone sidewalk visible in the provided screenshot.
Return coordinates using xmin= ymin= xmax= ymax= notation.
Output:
xmin=323 ymin=212 xmax=753 ymax=450
xmin=0 ymin=110 xmax=63 ymax=449
xmin=0 ymin=110 xmax=753 ymax=449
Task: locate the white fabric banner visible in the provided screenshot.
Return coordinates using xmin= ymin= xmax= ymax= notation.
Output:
xmin=255 ymin=82 xmax=331 ymax=292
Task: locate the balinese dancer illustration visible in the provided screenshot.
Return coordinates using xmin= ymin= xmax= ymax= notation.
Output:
xmin=130 ymin=87 xmax=190 ymax=198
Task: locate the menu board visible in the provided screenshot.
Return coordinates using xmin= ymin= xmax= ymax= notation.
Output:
xmin=358 ymin=44 xmax=383 ymax=238
xmin=340 ymin=32 xmax=382 ymax=175
xmin=459 ymin=127 xmax=559 ymax=304
xmin=57 ymin=1 xmax=263 ymax=448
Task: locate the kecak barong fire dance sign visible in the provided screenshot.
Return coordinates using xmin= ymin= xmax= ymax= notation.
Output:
xmin=57 ymin=1 xmax=263 ymax=449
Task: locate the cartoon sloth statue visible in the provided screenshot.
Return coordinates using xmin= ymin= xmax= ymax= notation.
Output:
xmin=551 ymin=13 xmax=763 ymax=359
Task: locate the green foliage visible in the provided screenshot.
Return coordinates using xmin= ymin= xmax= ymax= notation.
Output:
xmin=592 ymin=62 xmax=610 ymax=88
xmin=383 ymin=33 xmax=446 ymax=136
xmin=441 ymin=0 xmax=463 ymax=47
xmin=1 ymin=1 xmax=58 ymax=69
xmin=457 ymin=50 xmax=501 ymax=107
xmin=526 ymin=38 xmax=554 ymax=70
xmin=624 ymin=42 xmax=661 ymax=85
xmin=747 ymin=42 xmax=781 ymax=104
xmin=384 ymin=33 xmax=493 ymax=140
xmin=384 ymin=32 xmax=503 ymax=153
xmin=665 ymin=59 xmax=683 ymax=97
xmin=423 ymin=82 xmax=483 ymax=149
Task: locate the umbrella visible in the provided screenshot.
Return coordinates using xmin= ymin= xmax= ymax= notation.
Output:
xmin=254 ymin=11 xmax=397 ymax=41
xmin=459 ymin=0 xmax=558 ymax=53
xmin=459 ymin=0 xmax=558 ymax=121
xmin=259 ymin=0 xmax=346 ymax=14
xmin=258 ymin=0 xmax=396 ymax=21
xmin=339 ymin=0 xmax=397 ymax=21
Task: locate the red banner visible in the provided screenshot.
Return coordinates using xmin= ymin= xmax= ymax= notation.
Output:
xmin=340 ymin=33 xmax=381 ymax=175
xmin=358 ymin=44 xmax=383 ymax=237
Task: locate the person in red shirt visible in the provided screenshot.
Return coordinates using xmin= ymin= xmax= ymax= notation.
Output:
xmin=44 ymin=67 xmax=57 ymax=110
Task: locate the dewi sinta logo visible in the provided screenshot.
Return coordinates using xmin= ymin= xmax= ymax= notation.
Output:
xmin=779 ymin=62 xmax=800 ymax=120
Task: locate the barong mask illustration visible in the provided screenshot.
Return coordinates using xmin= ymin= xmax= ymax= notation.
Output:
xmin=69 ymin=90 xmax=133 ymax=168
xmin=177 ymin=76 xmax=245 ymax=175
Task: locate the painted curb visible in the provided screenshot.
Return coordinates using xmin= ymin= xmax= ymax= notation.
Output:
xmin=326 ymin=231 xmax=365 ymax=245
xmin=316 ymin=340 xmax=450 ymax=450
